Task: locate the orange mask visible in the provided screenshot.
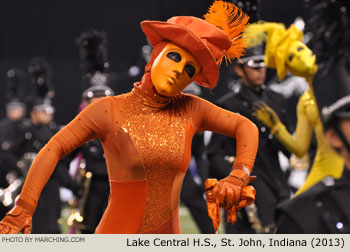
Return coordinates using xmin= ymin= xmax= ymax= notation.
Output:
xmin=151 ymin=42 xmax=201 ymax=97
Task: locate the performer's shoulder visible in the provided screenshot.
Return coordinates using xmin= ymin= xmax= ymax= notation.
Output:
xmin=298 ymin=90 xmax=312 ymax=103
xmin=179 ymin=92 xmax=204 ymax=104
xmin=176 ymin=93 xmax=216 ymax=114
xmin=98 ymin=93 xmax=127 ymax=105
xmin=296 ymin=90 xmax=312 ymax=111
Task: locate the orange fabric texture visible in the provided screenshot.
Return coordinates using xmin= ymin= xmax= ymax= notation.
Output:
xmin=205 ymin=179 xmax=256 ymax=232
xmin=10 ymin=82 xmax=258 ymax=233
xmin=95 ymin=180 xmax=147 ymax=234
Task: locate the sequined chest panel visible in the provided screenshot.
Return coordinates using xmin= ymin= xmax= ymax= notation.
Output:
xmin=120 ymin=88 xmax=187 ymax=232
xmin=122 ymin=92 xmax=187 ymax=175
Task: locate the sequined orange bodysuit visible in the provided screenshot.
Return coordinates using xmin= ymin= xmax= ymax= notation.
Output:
xmin=19 ymin=81 xmax=258 ymax=234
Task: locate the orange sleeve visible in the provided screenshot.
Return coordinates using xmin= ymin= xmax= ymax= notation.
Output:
xmin=20 ymin=97 xmax=114 ymax=208
xmin=186 ymin=95 xmax=258 ymax=172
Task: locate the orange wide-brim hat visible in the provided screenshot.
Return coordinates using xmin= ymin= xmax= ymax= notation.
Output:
xmin=141 ymin=16 xmax=232 ymax=89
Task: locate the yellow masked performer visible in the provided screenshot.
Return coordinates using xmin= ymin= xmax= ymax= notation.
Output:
xmin=250 ymin=22 xmax=344 ymax=196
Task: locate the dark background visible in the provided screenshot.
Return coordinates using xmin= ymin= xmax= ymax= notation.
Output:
xmin=0 ymin=0 xmax=304 ymax=125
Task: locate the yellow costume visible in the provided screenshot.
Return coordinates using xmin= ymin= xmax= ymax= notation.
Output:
xmin=250 ymin=22 xmax=344 ymax=196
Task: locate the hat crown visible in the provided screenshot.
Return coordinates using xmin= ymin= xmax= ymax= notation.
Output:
xmin=167 ymin=16 xmax=231 ymax=60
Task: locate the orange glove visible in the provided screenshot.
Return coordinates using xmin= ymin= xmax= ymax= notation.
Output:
xmin=205 ymin=179 xmax=221 ymax=231
xmin=226 ymin=185 xmax=256 ymax=225
xmin=205 ymin=169 xmax=256 ymax=232
xmin=213 ymin=169 xmax=253 ymax=209
xmin=0 ymin=198 xmax=35 ymax=234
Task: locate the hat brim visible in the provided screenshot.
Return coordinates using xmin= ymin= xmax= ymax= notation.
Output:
xmin=141 ymin=20 xmax=219 ymax=89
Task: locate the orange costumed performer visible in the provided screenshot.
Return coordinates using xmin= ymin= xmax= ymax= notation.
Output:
xmin=0 ymin=1 xmax=258 ymax=234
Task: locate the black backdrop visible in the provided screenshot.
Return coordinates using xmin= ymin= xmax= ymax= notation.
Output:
xmin=0 ymin=0 xmax=304 ymax=125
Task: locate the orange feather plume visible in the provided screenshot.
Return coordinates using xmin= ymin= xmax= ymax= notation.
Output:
xmin=204 ymin=0 xmax=250 ymax=65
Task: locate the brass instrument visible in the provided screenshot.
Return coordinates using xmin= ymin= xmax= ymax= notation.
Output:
xmin=245 ymin=203 xmax=275 ymax=233
xmin=67 ymin=158 xmax=93 ymax=231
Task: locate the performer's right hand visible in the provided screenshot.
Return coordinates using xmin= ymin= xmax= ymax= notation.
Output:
xmin=0 ymin=198 xmax=34 ymax=234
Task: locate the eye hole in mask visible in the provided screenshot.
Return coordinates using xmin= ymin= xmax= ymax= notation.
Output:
xmin=185 ymin=64 xmax=195 ymax=78
xmin=167 ymin=52 xmax=181 ymax=62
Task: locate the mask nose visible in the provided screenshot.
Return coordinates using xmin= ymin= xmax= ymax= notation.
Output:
xmin=173 ymin=69 xmax=181 ymax=77
xmin=172 ymin=62 xmax=185 ymax=78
